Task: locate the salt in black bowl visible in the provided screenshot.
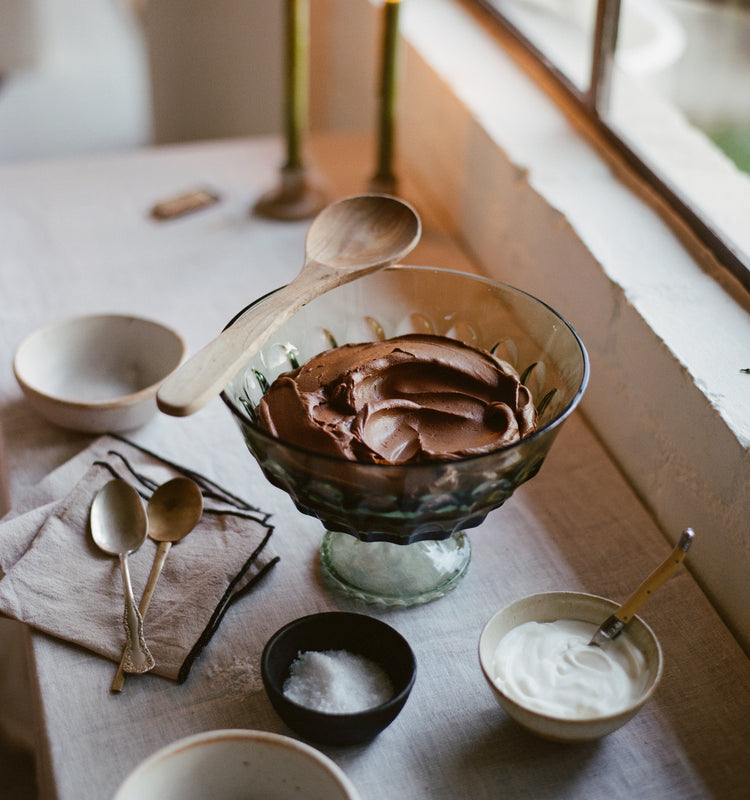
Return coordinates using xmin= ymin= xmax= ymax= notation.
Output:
xmin=261 ymin=612 xmax=417 ymax=746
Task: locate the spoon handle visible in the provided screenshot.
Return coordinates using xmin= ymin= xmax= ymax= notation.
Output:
xmin=156 ymin=261 xmax=370 ymax=418
xmin=119 ymin=553 xmax=155 ymax=675
xmin=111 ymin=541 xmax=171 ymax=691
xmin=615 ymin=528 xmax=694 ymax=625
xmin=591 ymin=528 xmax=694 ymax=646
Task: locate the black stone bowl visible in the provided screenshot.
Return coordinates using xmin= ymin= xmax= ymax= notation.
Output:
xmin=261 ymin=612 xmax=417 ymax=746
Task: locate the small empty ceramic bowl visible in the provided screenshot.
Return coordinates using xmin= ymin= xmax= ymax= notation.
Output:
xmin=13 ymin=313 xmax=185 ymax=433
xmin=113 ymin=729 xmax=360 ymax=800
xmin=478 ymin=591 xmax=663 ymax=742
xmin=261 ymin=611 xmax=417 ymax=745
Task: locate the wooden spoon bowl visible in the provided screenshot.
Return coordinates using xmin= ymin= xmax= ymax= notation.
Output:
xmin=157 ymin=194 xmax=421 ymax=417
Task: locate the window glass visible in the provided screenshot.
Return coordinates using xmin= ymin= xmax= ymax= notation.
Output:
xmin=605 ymin=0 xmax=750 ymax=277
xmin=475 ymin=0 xmax=750 ymax=288
xmin=613 ymin=0 xmax=750 ymax=175
xmin=484 ymin=0 xmax=598 ymax=91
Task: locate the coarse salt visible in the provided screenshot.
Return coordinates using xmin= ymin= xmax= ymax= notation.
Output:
xmin=283 ymin=649 xmax=394 ymax=714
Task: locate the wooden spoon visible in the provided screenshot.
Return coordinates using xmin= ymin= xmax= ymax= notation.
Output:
xmin=111 ymin=477 xmax=203 ymax=692
xmin=156 ymin=194 xmax=421 ymax=417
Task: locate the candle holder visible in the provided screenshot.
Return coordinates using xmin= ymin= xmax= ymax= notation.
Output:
xmin=255 ymin=0 xmax=326 ymax=221
xmin=254 ymin=164 xmax=327 ymax=221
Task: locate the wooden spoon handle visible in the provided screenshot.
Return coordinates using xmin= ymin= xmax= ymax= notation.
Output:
xmin=615 ymin=528 xmax=694 ymax=624
xmin=139 ymin=540 xmax=173 ymax=617
xmin=157 ymin=262 xmax=359 ymax=417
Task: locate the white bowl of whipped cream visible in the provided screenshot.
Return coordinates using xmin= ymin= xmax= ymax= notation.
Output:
xmin=479 ymin=591 xmax=663 ymax=742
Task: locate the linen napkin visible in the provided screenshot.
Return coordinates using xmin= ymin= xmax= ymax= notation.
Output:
xmin=0 ymin=436 xmax=279 ymax=683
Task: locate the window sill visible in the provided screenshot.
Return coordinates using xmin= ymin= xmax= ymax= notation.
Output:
xmin=395 ymin=0 xmax=750 ymax=652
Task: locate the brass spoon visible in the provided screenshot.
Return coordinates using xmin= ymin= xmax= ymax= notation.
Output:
xmin=90 ymin=479 xmax=155 ymax=675
xmin=156 ymin=193 xmax=421 ymax=417
xmin=111 ymin=477 xmax=203 ymax=692
xmin=590 ymin=528 xmax=694 ymax=647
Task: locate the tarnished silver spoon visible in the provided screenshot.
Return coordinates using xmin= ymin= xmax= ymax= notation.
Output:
xmin=110 ymin=477 xmax=203 ymax=692
xmin=90 ymin=479 xmax=155 ymax=674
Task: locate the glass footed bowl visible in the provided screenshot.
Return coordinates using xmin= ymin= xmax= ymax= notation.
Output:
xmin=221 ymin=266 xmax=589 ymax=606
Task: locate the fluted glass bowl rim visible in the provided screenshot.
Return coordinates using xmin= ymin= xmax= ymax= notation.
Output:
xmin=220 ymin=266 xmax=589 ymax=470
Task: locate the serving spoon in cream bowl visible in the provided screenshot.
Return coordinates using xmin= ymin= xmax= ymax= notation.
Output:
xmin=157 ymin=193 xmax=421 ymax=418
xmin=90 ymin=479 xmax=155 ymax=675
xmin=590 ymin=528 xmax=694 ymax=648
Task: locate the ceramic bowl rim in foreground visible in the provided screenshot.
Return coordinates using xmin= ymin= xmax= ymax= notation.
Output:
xmin=478 ymin=591 xmax=663 ymax=742
xmin=112 ymin=728 xmax=361 ymax=800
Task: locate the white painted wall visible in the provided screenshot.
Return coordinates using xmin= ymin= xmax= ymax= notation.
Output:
xmin=0 ymin=0 xmax=153 ymax=160
xmin=0 ymin=0 xmax=376 ymax=160
xmin=141 ymin=0 xmax=283 ymax=144
xmin=141 ymin=0 xmax=377 ymax=145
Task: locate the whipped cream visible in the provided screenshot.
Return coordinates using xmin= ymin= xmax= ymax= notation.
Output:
xmin=258 ymin=333 xmax=537 ymax=464
xmin=492 ymin=619 xmax=648 ymax=719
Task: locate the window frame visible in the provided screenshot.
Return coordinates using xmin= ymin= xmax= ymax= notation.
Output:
xmin=471 ymin=0 xmax=750 ymax=293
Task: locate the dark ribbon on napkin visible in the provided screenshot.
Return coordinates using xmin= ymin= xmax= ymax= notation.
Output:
xmin=98 ymin=437 xmax=281 ymax=683
xmin=0 ymin=435 xmax=279 ymax=683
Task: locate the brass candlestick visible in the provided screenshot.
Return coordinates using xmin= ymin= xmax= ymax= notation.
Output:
xmin=255 ymin=0 xmax=326 ymax=220
xmin=370 ymin=0 xmax=402 ymax=195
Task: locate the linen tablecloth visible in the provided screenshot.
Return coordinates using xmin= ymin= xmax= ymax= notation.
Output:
xmin=1 ymin=136 xmax=749 ymax=800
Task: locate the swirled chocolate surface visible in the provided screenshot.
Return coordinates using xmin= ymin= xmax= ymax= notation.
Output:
xmin=257 ymin=333 xmax=537 ymax=464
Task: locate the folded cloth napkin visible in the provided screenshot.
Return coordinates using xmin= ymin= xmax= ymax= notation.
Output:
xmin=0 ymin=436 xmax=278 ymax=683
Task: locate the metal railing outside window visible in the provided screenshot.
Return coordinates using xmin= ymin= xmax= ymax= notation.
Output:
xmin=471 ymin=0 xmax=750 ymax=293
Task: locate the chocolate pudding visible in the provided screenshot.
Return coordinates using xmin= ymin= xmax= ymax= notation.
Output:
xmin=257 ymin=333 xmax=537 ymax=464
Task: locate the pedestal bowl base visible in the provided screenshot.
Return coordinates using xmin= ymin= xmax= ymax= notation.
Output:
xmin=320 ymin=530 xmax=471 ymax=607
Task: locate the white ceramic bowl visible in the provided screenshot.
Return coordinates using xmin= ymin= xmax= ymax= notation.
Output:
xmin=113 ymin=729 xmax=361 ymax=800
xmin=13 ymin=313 xmax=185 ymax=433
xmin=478 ymin=591 xmax=663 ymax=742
